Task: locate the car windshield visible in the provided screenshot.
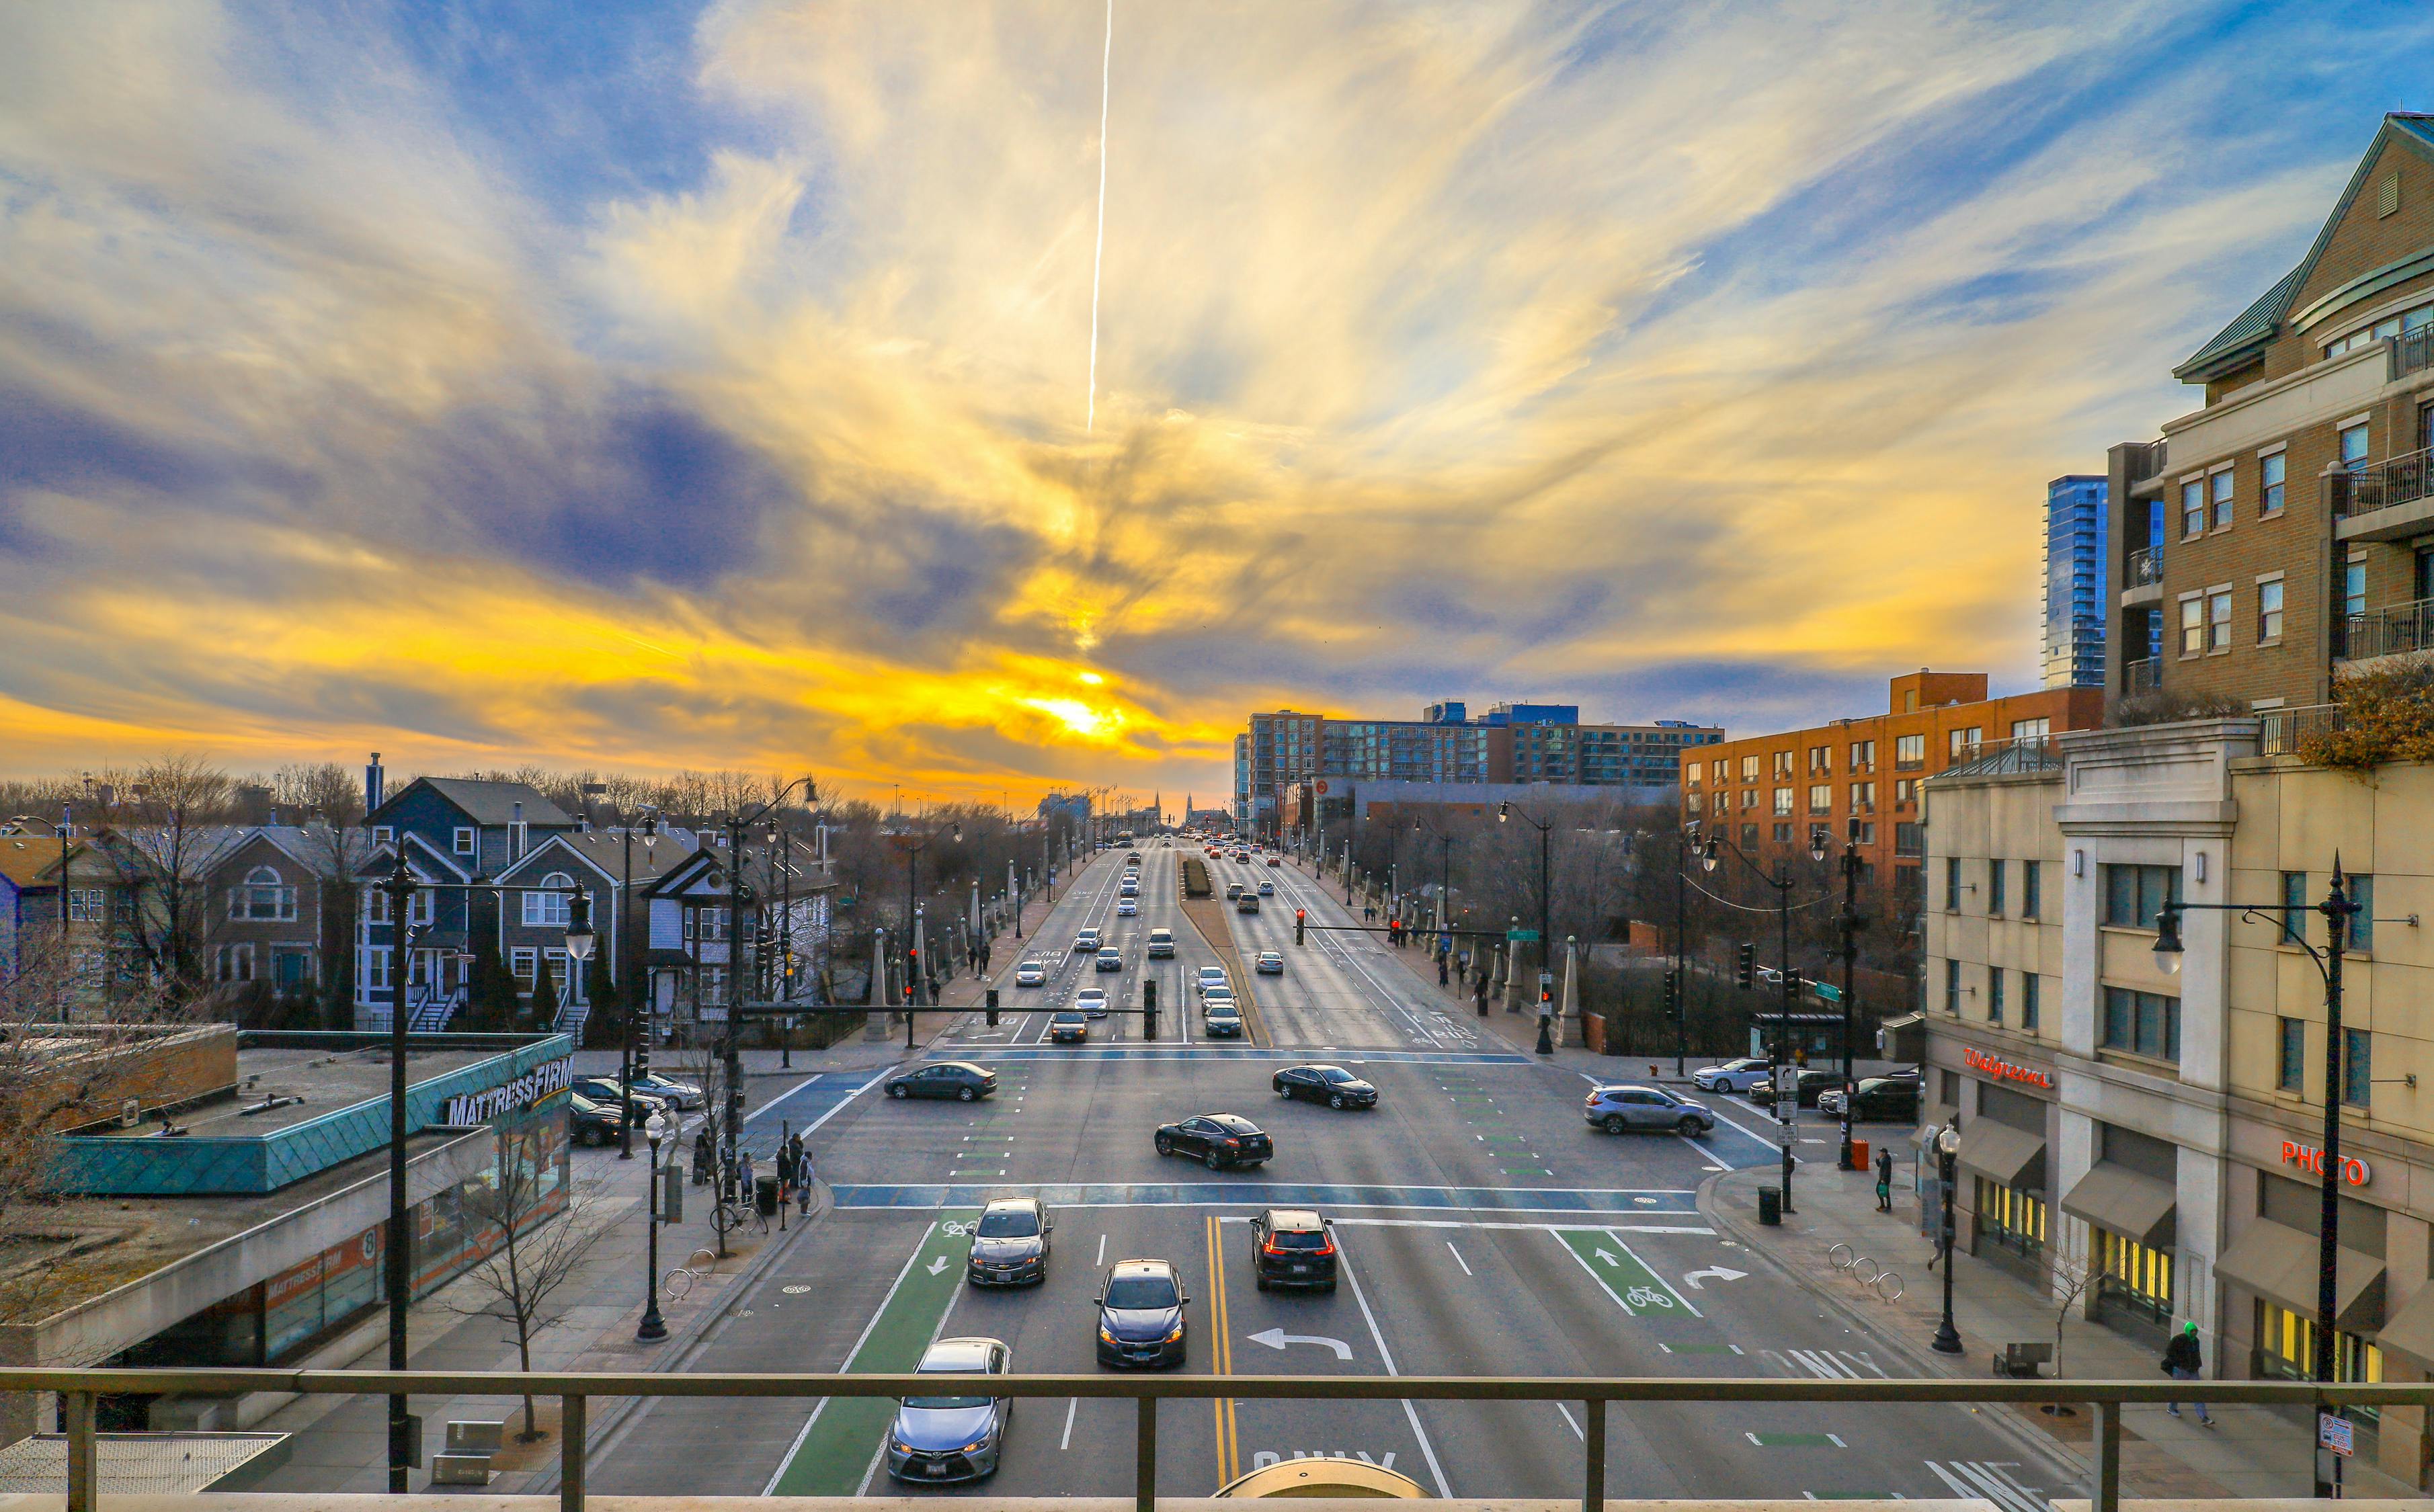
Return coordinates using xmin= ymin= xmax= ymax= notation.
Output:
xmin=1104 ymin=1275 xmax=1178 ymax=1309
xmin=569 ymin=1093 xmax=600 ymax=1112
xmin=903 ymin=1392 xmax=991 ymax=1410
xmin=1268 ymin=1229 xmax=1328 ymax=1249
xmin=977 ymin=1209 xmax=1039 ymax=1238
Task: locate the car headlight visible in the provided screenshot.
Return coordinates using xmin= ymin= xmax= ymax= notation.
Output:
xmin=1164 ymin=1322 xmax=1186 ymax=1343
xmin=959 ymin=1436 xmax=993 ymax=1455
xmin=1100 ymin=1325 xmax=1119 ymax=1344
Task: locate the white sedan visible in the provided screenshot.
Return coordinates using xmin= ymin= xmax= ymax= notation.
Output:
xmin=1076 ymin=986 xmax=1110 ymax=1018
xmin=1014 ymin=960 xmax=1047 ymax=987
xmin=1691 ymin=1057 xmax=1773 ymax=1094
xmin=1117 ymin=898 xmax=1138 ymax=916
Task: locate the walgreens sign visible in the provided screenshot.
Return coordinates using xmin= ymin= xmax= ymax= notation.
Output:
xmin=1963 ymin=1046 xmax=2054 ymax=1089
xmin=2281 ymin=1140 xmax=2371 ymax=1187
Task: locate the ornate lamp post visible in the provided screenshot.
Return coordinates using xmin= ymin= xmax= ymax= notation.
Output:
xmin=619 ymin=812 xmax=659 ymax=1159
xmin=638 ymin=1108 xmax=670 ymax=1341
xmin=1932 ymin=1120 xmax=1963 ymax=1353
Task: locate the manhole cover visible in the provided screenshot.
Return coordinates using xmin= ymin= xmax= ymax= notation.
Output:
xmin=782 ymin=1285 xmax=812 ymax=1294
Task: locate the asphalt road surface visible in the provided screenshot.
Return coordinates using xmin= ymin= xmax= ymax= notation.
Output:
xmin=590 ymin=842 xmax=2076 ymax=1508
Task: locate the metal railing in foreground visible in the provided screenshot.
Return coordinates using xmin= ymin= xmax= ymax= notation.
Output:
xmin=19 ymin=1368 xmax=2430 ymax=1512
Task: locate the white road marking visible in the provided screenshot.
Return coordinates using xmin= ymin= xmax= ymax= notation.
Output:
xmin=1445 ymin=1241 xmax=1472 ymax=1275
xmin=1096 ymin=1233 xmax=1107 ymax=1266
xmin=800 ymin=1066 xmax=894 ymax=1136
xmin=1601 ymin=1229 xmax=1703 ymax=1317
xmin=1246 ymin=1327 xmax=1354 ymax=1361
xmin=1555 ymin=1402 xmax=1584 ymax=1441
xmin=1060 ymin=1396 xmax=1078 ymax=1452
xmin=761 ymin=1224 xmax=937 ymax=1495
xmin=1335 ymin=1234 xmax=1453 ymax=1499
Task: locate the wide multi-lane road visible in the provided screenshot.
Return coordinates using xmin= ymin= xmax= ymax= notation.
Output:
xmin=593 ymin=841 xmax=2074 ymax=1508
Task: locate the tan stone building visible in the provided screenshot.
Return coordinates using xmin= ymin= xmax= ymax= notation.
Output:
xmin=1923 ymin=720 xmax=2434 ymax=1486
xmin=2108 ymin=113 xmax=2434 ymax=716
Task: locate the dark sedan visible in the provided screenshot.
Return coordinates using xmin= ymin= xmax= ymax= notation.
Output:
xmin=1272 ymin=1064 xmax=1377 ymax=1109
xmin=966 ymin=1196 xmax=1052 ymax=1286
xmin=1820 ymin=1076 xmax=1921 ymax=1122
xmin=567 ymin=1091 xmax=623 ymax=1147
xmin=1746 ymin=1068 xmax=1842 ymax=1108
xmin=1250 ymin=1208 xmax=1337 ymax=1292
xmin=1154 ymin=1114 xmax=1272 ymax=1169
xmin=572 ymin=1077 xmax=673 ymax=1117
xmin=886 ymin=1062 xmax=999 ymax=1102
xmin=1095 ymin=1259 xmax=1189 ymax=1368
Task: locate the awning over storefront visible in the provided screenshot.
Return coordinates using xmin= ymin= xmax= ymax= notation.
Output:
xmin=1957 ymin=1121 xmax=2048 ymax=1190
xmin=2060 ymin=1163 xmax=2177 ymax=1249
xmin=2214 ymin=1219 xmax=2385 ymax=1333
xmin=2376 ymin=1278 xmax=2434 ymax=1366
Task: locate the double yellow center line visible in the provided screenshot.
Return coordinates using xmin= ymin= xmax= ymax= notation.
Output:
xmin=1204 ymin=1215 xmax=1239 ymax=1484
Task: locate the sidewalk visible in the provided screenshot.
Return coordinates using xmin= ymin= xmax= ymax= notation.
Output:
xmin=1699 ymin=1155 xmax=2415 ymax=1501
xmin=251 ymin=1042 xmax=903 ymax=1494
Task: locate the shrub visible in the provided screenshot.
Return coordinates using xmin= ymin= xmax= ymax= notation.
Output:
xmin=2111 ymin=689 xmax=2251 ymax=728
xmin=2299 ymin=659 xmax=2434 ymax=771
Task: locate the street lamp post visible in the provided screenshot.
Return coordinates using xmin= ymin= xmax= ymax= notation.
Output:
xmin=2154 ymin=866 xmax=2361 ymax=1493
xmin=723 ymin=778 xmax=817 ymax=1169
xmin=903 ymin=819 xmax=963 ymax=1042
xmin=372 ymin=857 xmax=593 ymax=1489
xmin=1674 ymin=825 xmax=1694 ymax=1079
xmin=1810 ymin=825 xmax=1867 ymax=1172
xmin=1932 ymin=1120 xmax=1963 ymax=1353
xmin=619 ymin=812 xmax=659 ymax=1159
xmin=1498 ymin=803 xmax=1556 ymax=1056
xmin=638 ymin=1108 xmax=670 ymax=1341
xmin=1701 ymin=833 xmax=1799 ymax=1214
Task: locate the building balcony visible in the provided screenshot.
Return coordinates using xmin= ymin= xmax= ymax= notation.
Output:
xmin=2120 ymin=544 xmax=2163 ymax=606
xmin=2329 ymin=446 xmax=2434 ymax=542
xmin=2124 ymin=657 xmax=2160 ymax=694
xmin=2337 ymin=597 xmax=2434 ymax=664
xmin=2260 ymin=702 xmax=2343 ymax=757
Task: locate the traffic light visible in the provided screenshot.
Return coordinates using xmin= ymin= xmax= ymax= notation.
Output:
xmin=1736 ymin=942 xmax=1756 ymax=989
xmin=985 ymin=987 xmax=1000 ymax=1027
xmin=1295 ymin=909 xmax=1305 ymax=945
xmin=1142 ymin=978 xmax=1158 ymax=1038
xmin=1662 ymin=967 xmax=1680 ymax=1018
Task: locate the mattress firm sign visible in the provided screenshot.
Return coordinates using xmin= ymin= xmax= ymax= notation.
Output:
xmin=444 ymin=1057 xmax=574 ymax=1126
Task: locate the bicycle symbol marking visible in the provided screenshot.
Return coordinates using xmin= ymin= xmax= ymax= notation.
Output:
xmin=940 ymin=1220 xmax=976 ymax=1237
xmin=1625 ymin=1286 xmax=1674 ymax=1309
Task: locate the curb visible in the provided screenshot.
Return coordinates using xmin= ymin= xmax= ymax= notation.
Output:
xmin=1694 ymin=1167 xmax=2099 ymax=1493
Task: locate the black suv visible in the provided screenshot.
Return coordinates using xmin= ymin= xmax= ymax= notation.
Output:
xmin=1095 ymin=1259 xmax=1188 ymax=1368
xmin=1250 ymin=1208 xmax=1337 ymax=1292
xmin=966 ymin=1196 xmax=1052 ymax=1286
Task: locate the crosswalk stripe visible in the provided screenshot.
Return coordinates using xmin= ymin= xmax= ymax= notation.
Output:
xmin=1924 ymin=1460 xmax=2045 ymax=1512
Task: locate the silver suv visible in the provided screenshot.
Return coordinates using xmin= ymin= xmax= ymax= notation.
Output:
xmin=1583 ymin=1084 xmax=1714 ymax=1136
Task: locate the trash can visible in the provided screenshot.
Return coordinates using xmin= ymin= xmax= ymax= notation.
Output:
xmin=1757 ymin=1187 xmax=1781 ymax=1226
xmin=1850 ymin=1138 xmax=1871 ymax=1173
xmin=756 ymin=1174 xmax=781 ymax=1216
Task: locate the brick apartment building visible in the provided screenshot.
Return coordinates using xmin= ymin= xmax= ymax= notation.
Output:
xmin=1680 ymin=670 xmax=2101 ymax=907
xmin=2108 ymin=112 xmax=2434 ymax=715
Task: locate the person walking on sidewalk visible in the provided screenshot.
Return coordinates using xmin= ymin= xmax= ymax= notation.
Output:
xmin=2162 ymin=1322 xmax=2214 ymax=1426
xmin=1874 ymin=1146 xmax=1894 ymax=1212
xmin=795 ymin=1139 xmax=816 ymax=1215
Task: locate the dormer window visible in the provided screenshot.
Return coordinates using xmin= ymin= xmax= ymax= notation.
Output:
xmin=234 ymin=866 xmax=295 ymax=921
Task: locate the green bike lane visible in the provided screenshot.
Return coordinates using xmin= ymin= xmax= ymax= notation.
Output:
xmin=766 ymin=1210 xmax=981 ymax=1496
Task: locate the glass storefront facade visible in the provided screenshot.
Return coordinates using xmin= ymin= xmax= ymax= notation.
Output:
xmin=2257 ymin=1299 xmax=2384 ymax=1419
xmin=1976 ymin=1177 xmax=2047 ymax=1257
xmin=2096 ymin=1227 xmax=2174 ymax=1322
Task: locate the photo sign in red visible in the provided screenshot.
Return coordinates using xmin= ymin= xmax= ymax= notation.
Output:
xmin=1963 ymin=1046 xmax=2054 ymax=1089
xmin=2281 ymin=1139 xmax=2371 ymax=1187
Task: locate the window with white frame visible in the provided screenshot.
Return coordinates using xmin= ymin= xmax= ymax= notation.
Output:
xmin=371 ymin=827 xmax=393 ymax=845
xmin=524 ymin=872 xmax=573 ymax=927
xmin=1773 ymin=786 xmax=1793 ymax=816
xmin=2260 ymin=449 xmax=2286 ymax=515
xmin=510 ymin=947 xmax=538 ymax=983
xmin=2259 ymin=577 xmax=2285 ymax=642
xmin=2209 ymin=589 xmax=2233 ymax=651
xmin=453 ymin=827 xmax=477 ymax=856
xmin=216 ymin=943 xmax=254 ymax=982
xmin=364 ymin=886 xmax=391 ymax=924
xmin=2180 ymin=595 xmax=2203 ymax=656
xmin=2210 ymin=467 xmax=2234 ymax=530
xmin=364 ymin=947 xmax=392 ymax=991
xmin=67 ymin=888 xmax=105 ymax=923
xmin=2010 ymin=716 xmax=2050 ymax=740
xmin=2181 ymin=478 xmax=2204 ymax=537
xmin=407 ymin=888 xmax=434 ymax=927
xmin=2341 ymin=420 xmax=2369 ymax=472
xmin=234 ymin=866 xmax=295 ymax=921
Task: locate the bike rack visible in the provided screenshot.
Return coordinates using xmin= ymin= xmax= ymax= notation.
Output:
xmin=1824 ymin=1243 xmax=1904 ymax=1303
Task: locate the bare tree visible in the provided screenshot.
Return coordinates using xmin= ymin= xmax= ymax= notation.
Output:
xmin=269 ymin=763 xmax=364 ymax=823
xmin=442 ymin=1109 xmax=613 ymax=1440
xmin=2045 ymin=1238 xmax=2098 ymax=1383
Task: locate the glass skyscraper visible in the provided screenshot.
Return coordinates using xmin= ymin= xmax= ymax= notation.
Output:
xmin=2043 ymin=475 xmax=2108 ymax=689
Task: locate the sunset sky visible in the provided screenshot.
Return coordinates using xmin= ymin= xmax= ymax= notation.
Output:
xmin=4 ymin=1 xmax=2430 ymax=806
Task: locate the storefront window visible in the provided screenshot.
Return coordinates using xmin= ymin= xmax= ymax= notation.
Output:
xmin=2096 ymin=1228 xmax=2174 ymax=1321
xmin=2256 ymin=1300 xmax=2382 ymax=1417
xmin=1976 ymin=1177 xmax=2046 ymax=1257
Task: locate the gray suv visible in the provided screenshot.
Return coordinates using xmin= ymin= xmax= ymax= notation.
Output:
xmin=1583 ymin=1083 xmax=1715 ymax=1136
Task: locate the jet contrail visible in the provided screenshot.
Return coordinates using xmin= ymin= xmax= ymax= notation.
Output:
xmin=1086 ymin=0 xmax=1112 ymax=433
